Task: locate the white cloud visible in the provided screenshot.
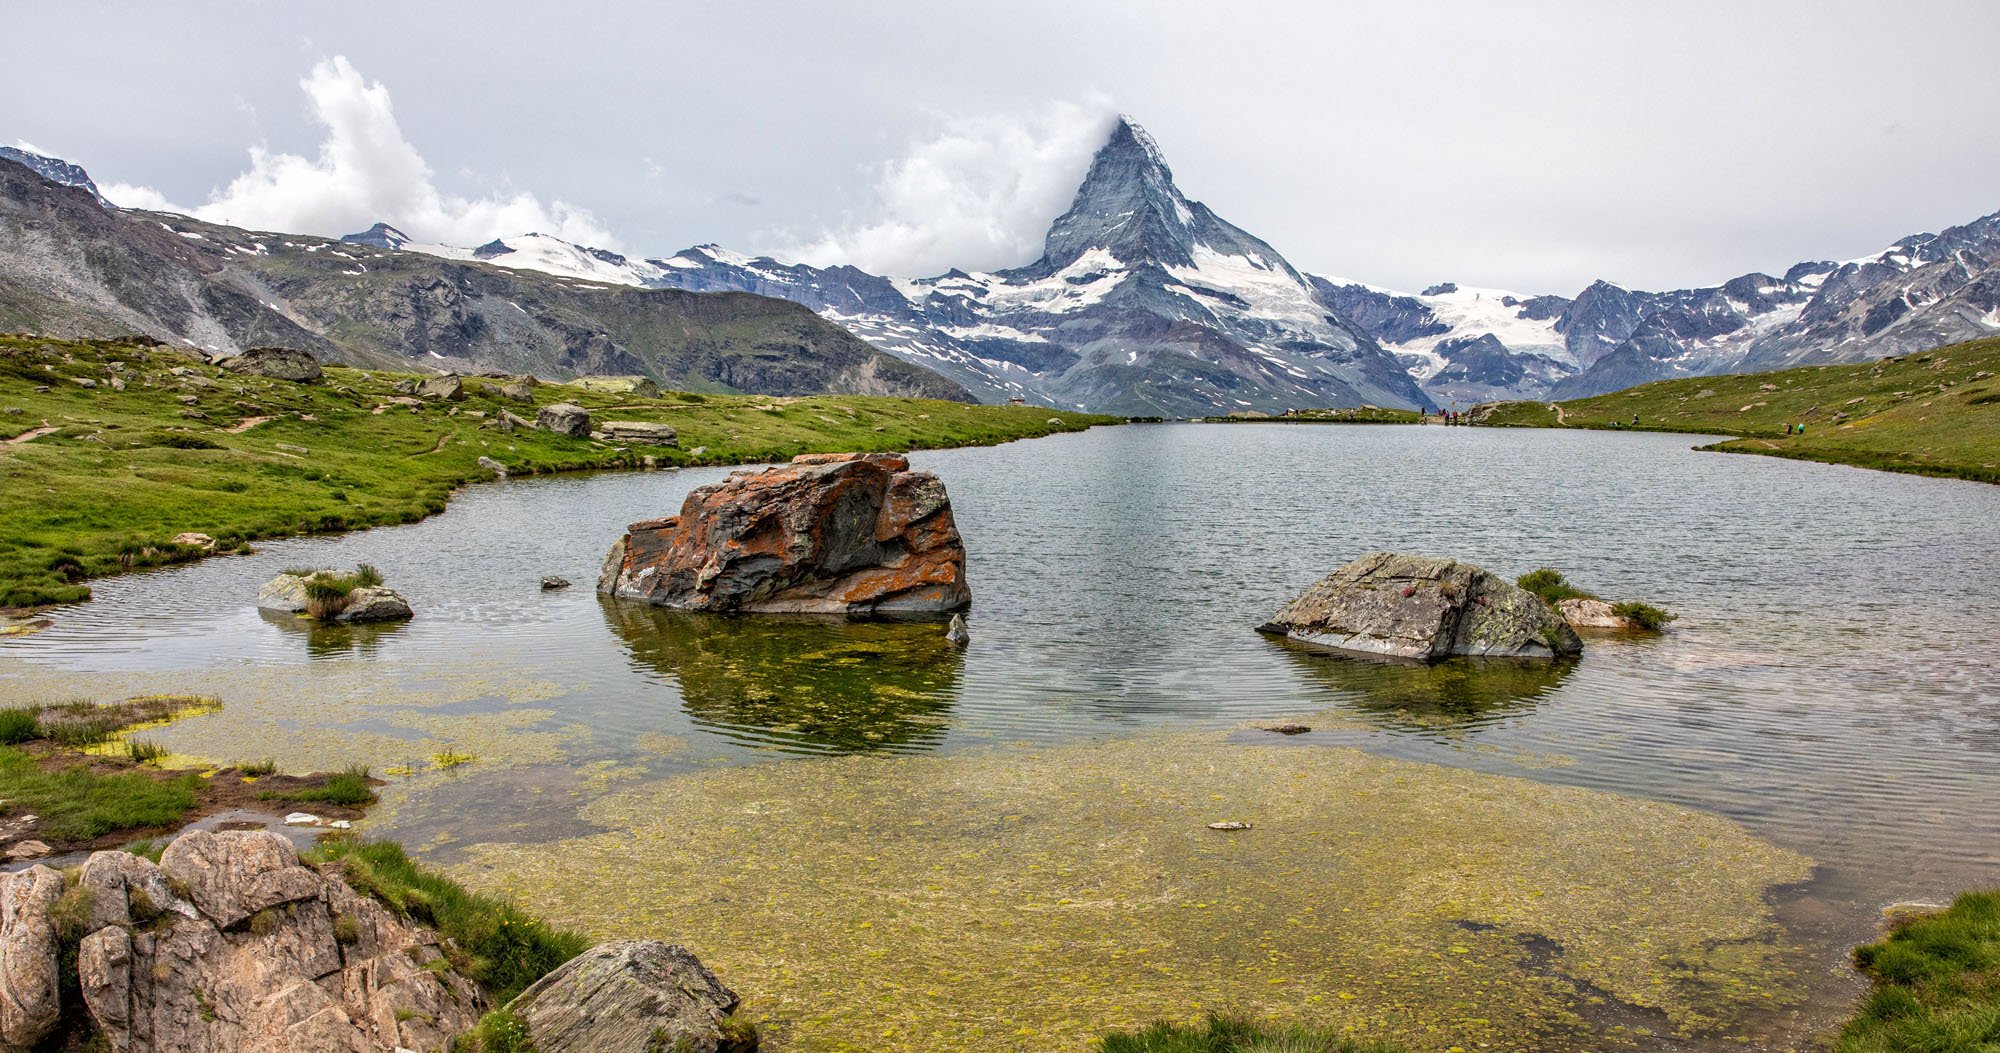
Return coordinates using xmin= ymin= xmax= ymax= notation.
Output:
xmin=100 ymin=56 xmax=616 ymax=248
xmin=778 ymin=100 xmax=1116 ymax=277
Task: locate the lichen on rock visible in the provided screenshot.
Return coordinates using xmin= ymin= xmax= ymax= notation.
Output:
xmin=1260 ymin=552 xmax=1582 ymax=661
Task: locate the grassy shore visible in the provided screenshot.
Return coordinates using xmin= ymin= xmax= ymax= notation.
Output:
xmin=1200 ymin=406 xmax=1426 ymax=424
xmin=1838 ymin=892 xmax=2000 ymax=1053
xmin=0 ymin=334 xmax=1114 ymax=607
xmin=1474 ymin=336 xmax=2000 ymax=483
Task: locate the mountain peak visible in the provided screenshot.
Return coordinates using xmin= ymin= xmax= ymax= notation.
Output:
xmin=0 ymin=145 xmax=106 ymax=206
xmin=1032 ymin=115 xmax=1201 ymax=273
xmin=341 ymin=222 xmax=410 ymax=250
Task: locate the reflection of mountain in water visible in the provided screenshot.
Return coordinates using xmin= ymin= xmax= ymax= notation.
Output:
xmin=600 ymin=600 xmax=964 ymax=754
xmin=1271 ymin=638 xmax=1574 ymax=735
xmin=257 ymin=609 xmax=408 ymax=660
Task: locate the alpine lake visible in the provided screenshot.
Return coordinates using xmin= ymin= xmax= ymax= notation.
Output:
xmin=4 ymin=422 xmax=1996 ymax=1053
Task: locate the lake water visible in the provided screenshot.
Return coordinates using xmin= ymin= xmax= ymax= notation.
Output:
xmin=5 ymin=422 xmax=1997 ymax=1047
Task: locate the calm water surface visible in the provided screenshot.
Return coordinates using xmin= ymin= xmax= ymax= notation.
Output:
xmin=6 ymin=422 xmax=1998 ymax=1040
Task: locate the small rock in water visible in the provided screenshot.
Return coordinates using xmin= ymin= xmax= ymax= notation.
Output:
xmin=945 ymin=614 xmax=970 ymax=647
xmin=1207 ymin=821 xmax=1252 ymax=832
xmin=1263 ymin=723 xmax=1312 ymax=735
xmin=541 ymin=576 xmax=571 ymax=591
xmin=282 ymin=812 xmax=321 ymax=827
xmin=5 ymin=839 xmax=51 ymax=861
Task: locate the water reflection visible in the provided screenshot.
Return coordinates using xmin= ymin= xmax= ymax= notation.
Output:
xmin=256 ymin=609 xmax=410 ymax=660
xmin=1271 ymin=638 xmax=1575 ymax=735
xmin=600 ymin=599 xmax=963 ymax=754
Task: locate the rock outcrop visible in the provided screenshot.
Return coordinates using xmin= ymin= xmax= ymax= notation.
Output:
xmin=1259 ymin=552 xmax=1581 ymax=661
xmin=597 ymin=421 xmax=677 ymax=446
xmin=1557 ymin=597 xmax=1631 ymax=629
xmin=218 ymin=347 xmax=322 ymax=383
xmin=598 ymin=452 xmax=971 ymax=615
xmin=537 ymin=402 xmax=591 ymax=439
xmin=416 ymin=374 xmax=464 ymax=401
xmin=255 ymin=574 xmax=414 ymax=624
xmin=504 ymin=941 xmax=755 ymax=1053
xmin=2 ymin=832 xmax=482 ymax=1053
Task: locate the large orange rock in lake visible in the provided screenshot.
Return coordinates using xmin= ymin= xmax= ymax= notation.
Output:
xmin=597 ymin=452 xmax=972 ymax=615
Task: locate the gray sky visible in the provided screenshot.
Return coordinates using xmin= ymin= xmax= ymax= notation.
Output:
xmin=7 ymin=1 xmax=1999 ymax=294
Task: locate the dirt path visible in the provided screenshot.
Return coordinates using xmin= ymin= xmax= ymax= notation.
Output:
xmin=0 ymin=424 xmax=58 ymax=456
xmin=414 ymin=431 xmax=452 ymax=455
xmin=1549 ymin=402 xmax=1568 ymax=425
xmin=222 ymin=415 xmax=275 ymax=434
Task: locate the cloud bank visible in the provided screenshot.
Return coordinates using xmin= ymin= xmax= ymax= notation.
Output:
xmin=102 ymin=57 xmax=614 ymax=248
xmin=781 ymin=101 xmax=1116 ymax=277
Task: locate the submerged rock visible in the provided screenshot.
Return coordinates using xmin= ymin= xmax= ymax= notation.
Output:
xmin=505 ymin=940 xmax=756 ymax=1053
xmin=598 ymin=452 xmax=971 ymax=616
xmin=537 ymin=402 xmax=591 ymax=439
xmin=1259 ymin=552 xmax=1580 ymax=661
xmin=946 ymin=613 xmax=971 ymax=647
xmin=217 ymin=346 xmax=321 ymax=383
xmin=541 ymin=576 xmax=571 ymax=591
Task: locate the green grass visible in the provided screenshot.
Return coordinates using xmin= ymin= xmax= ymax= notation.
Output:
xmin=1611 ymin=601 xmax=1676 ymax=631
xmin=306 ymin=838 xmax=590 ymax=1005
xmin=1098 ymin=1016 xmax=1407 ymax=1053
xmin=453 ymin=1010 xmax=535 ymax=1053
xmin=1474 ymin=336 xmax=2000 ymax=483
xmin=260 ymin=764 xmax=376 ymax=805
xmin=0 ymin=334 xmax=1116 ymax=607
xmin=1838 ymin=891 xmax=2000 ymax=1053
xmin=0 ymin=744 xmax=198 ymax=843
xmin=1202 ymin=406 xmax=1426 ymax=424
xmin=0 ymin=706 xmax=39 ymax=744
xmin=1516 ymin=568 xmax=1597 ymax=605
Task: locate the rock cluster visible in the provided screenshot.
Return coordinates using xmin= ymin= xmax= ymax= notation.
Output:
xmin=256 ymin=573 xmax=414 ymax=624
xmin=598 ymin=452 xmax=971 ymax=615
xmin=1557 ymin=597 xmax=1631 ymax=629
xmin=0 ymin=831 xmax=481 ymax=1052
xmin=217 ymin=347 xmax=321 ymax=383
xmin=1259 ymin=552 xmax=1581 ymax=661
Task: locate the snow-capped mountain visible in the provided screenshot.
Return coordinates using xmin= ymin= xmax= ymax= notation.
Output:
xmin=0 ymin=145 xmax=105 ymax=205
xmin=1311 ymin=280 xmax=1579 ymax=405
xmin=368 ymin=118 xmax=1434 ymax=415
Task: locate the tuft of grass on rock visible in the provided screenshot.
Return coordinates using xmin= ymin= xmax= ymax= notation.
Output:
xmin=1099 ymin=1015 xmax=1409 ymax=1053
xmin=1611 ymin=601 xmax=1677 ymax=632
xmin=308 ymin=838 xmax=588 ymax=1005
xmin=452 ymin=1009 xmax=535 ymax=1053
xmin=1837 ymin=890 xmax=2000 ymax=1053
xmin=1516 ymin=568 xmax=1597 ymax=606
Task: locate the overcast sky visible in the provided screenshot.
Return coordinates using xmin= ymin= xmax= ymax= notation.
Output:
xmin=7 ymin=1 xmax=1999 ymax=293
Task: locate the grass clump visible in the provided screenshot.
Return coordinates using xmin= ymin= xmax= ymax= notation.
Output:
xmin=0 ymin=706 xmax=39 ymax=744
xmin=0 ymin=744 xmax=198 ymax=843
xmin=260 ymin=764 xmax=377 ymax=805
xmin=297 ymin=564 xmax=385 ymax=620
xmin=1517 ymin=568 xmax=1597 ymax=605
xmin=239 ymin=758 xmax=278 ymax=776
xmin=1099 ymin=1015 xmax=1408 ymax=1053
xmin=1837 ymin=890 xmax=2000 ymax=1053
xmin=308 ymin=838 xmax=588 ymax=1005
xmin=125 ymin=738 xmax=167 ymax=763
xmin=453 ymin=1010 xmax=535 ymax=1053
xmin=1611 ymin=601 xmax=1677 ymax=631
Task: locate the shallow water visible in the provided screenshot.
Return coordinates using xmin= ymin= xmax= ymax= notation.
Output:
xmin=5 ymin=422 xmax=1998 ymax=1047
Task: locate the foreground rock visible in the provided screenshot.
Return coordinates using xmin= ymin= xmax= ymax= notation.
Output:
xmin=598 ymin=452 xmax=971 ymax=615
xmin=256 ymin=573 xmax=414 ymax=624
xmin=505 ymin=940 xmax=755 ymax=1053
xmin=537 ymin=402 xmax=591 ymax=438
xmin=1 ymin=831 xmax=483 ymax=1052
xmin=1259 ymin=552 xmax=1581 ymax=661
xmin=218 ymin=347 xmax=321 ymax=383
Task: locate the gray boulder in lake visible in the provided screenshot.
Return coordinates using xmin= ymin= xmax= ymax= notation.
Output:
xmin=334 ymin=586 xmax=413 ymax=623
xmin=1259 ymin=552 xmax=1581 ymax=661
xmin=504 ymin=940 xmax=756 ymax=1053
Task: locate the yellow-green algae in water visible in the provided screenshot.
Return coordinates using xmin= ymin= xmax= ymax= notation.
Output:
xmin=454 ymin=731 xmax=1813 ymax=1052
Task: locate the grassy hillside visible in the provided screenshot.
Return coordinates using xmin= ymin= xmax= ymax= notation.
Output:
xmin=1476 ymin=337 xmax=2000 ymax=483
xmin=0 ymin=334 xmax=1113 ymax=608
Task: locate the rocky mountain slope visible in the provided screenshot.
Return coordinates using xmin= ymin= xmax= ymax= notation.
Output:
xmin=0 ymin=159 xmax=970 ymax=401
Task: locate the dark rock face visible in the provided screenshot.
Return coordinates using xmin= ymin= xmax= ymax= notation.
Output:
xmin=537 ymin=402 xmax=591 ymax=438
xmin=598 ymin=452 xmax=970 ymax=615
xmin=0 ymin=146 xmax=106 ymax=205
xmin=505 ymin=940 xmax=756 ymax=1053
xmin=217 ymin=347 xmax=323 ymax=383
xmin=1259 ymin=552 xmax=1580 ymax=662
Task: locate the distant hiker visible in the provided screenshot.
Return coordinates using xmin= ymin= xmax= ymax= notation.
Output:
xmin=1632 ymin=414 xmax=1640 ymax=427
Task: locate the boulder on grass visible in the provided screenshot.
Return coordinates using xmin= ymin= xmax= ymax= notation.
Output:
xmin=598 ymin=421 xmax=677 ymax=447
xmin=218 ymin=347 xmax=322 ymax=383
xmin=504 ymin=940 xmax=756 ymax=1053
xmin=1258 ymin=552 xmax=1580 ymax=662
xmin=0 ymin=865 xmax=64 ymax=1049
xmin=537 ymin=403 xmax=591 ymax=439
xmin=417 ymin=375 xmax=465 ymax=401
